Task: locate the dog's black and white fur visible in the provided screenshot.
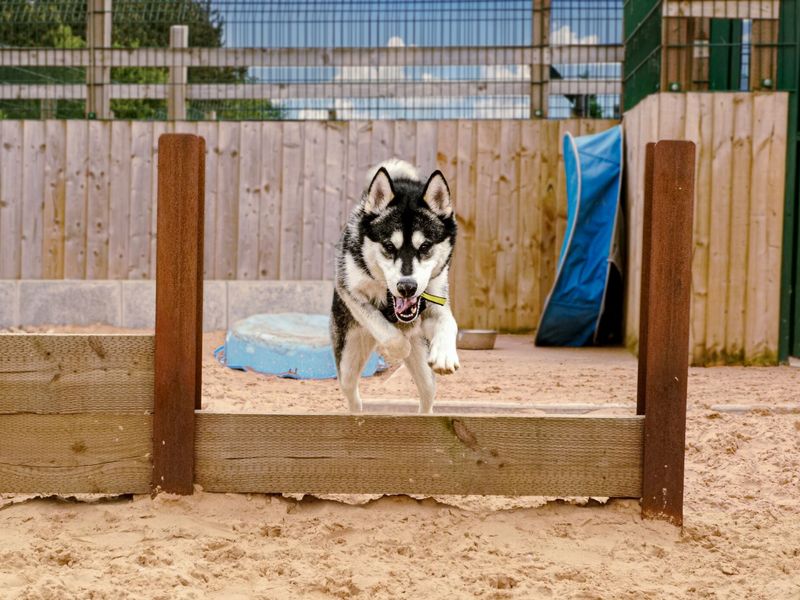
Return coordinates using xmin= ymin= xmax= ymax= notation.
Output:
xmin=330 ymin=159 xmax=459 ymax=413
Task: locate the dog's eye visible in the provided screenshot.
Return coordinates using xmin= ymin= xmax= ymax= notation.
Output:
xmin=419 ymin=242 xmax=433 ymax=255
xmin=381 ymin=244 xmax=395 ymax=258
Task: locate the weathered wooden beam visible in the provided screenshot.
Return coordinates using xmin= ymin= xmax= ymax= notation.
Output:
xmin=0 ymin=334 xmax=154 ymax=414
xmin=0 ymin=45 xmax=625 ymax=69
xmin=638 ymin=140 xmax=695 ymax=526
xmin=0 ymin=80 xmax=622 ymax=101
xmin=153 ymin=134 xmax=205 ymax=495
xmin=0 ymin=413 xmax=151 ymax=494
xmin=195 ymin=413 xmax=644 ymax=497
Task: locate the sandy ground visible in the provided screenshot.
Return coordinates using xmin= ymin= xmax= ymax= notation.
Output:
xmin=1 ymin=329 xmax=799 ymax=598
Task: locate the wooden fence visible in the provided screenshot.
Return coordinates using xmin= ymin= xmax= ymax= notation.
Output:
xmin=623 ymin=92 xmax=788 ymax=365
xmin=0 ymin=118 xmax=617 ymax=331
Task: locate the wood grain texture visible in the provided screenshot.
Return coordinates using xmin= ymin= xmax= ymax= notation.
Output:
xmin=153 ymin=134 xmax=205 ymax=494
xmin=21 ymin=120 xmax=46 ymax=278
xmin=0 ymin=334 xmax=153 ymax=414
xmin=236 ymin=121 xmax=261 ymax=280
xmin=86 ymin=120 xmax=111 ymax=279
xmin=639 ymin=140 xmax=694 ymax=526
xmin=623 ymin=92 xmax=786 ymax=365
xmin=195 ymin=413 xmax=644 ymax=497
xmin=42 ymin=120 xmax=67 ymax=279
xmin=0 ymin=413 xmax=151 ymax=494
xmin=258 ymin=121 xmax=283 ymax=279
xmin=0 ymin=121 xmax=23 ymax=278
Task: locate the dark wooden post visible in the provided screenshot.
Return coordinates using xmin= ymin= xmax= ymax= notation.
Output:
xmin=638 ymin=140 xmax=695 ymax=526
xmin=153 ymin=134 xmax=205 ymax=495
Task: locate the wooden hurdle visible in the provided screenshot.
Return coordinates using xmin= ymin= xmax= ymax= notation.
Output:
xmin=0 ymin=134 xmax=695 ymax=526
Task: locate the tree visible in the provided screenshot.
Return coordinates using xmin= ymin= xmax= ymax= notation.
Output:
xmin=0 ymin=0 xmax=284 ymax=120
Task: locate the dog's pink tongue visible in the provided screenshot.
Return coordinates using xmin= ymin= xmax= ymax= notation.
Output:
xmin=394 ymin=296 xmax=414 ymax=314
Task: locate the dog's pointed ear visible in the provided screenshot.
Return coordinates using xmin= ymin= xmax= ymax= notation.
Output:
xmin=364 ymin=167 xmax=395 ymax=214
xmin=422 ymin=170 xmax=452 ymax=217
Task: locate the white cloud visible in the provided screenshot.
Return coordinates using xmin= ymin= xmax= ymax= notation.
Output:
xmin=480 ymin=64 xmax=530 ymax=81
xmin=550 ymin=25 xmax=599 ymax=46
xmin=335 ymin=36 xmax=407 ymax=82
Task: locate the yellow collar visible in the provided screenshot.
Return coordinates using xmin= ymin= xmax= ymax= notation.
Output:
xmin=421 ymin=292 xmax=447 ymax=306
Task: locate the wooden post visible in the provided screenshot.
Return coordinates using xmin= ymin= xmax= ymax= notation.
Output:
xmin=86 ymin=0 xmax=111 ymax=119
xmin=168 ymin=25 xmax=189 ymax=120
xmin=638 ymin=140 xmax=695 ymax=526
xmin=153 ymin=134 xmax=205 ymax=494
xmin=530 ymin=0 xmax=550 ymax=118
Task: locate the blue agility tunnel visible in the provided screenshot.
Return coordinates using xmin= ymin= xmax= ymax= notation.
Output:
xmin=535 ymin=125 xmax=624 ymax=347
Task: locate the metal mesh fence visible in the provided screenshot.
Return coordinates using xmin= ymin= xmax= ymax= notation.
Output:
xmin=624 ymin=0 xmax=796 ymax=111
xmin=0 ymin=0 xmax=623 ymax=120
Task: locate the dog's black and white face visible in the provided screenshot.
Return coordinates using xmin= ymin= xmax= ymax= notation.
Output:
xmin=359 ymin=167 xmax=456 ymax=323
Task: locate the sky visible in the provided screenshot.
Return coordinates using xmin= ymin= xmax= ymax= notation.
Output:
xmin=207 ymin=0 xmax=624 ymax=119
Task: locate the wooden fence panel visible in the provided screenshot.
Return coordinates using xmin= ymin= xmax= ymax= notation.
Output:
xmin=5 ymin=118 xmax=616 ymax=331
xmin=623 ymin=92 xmax=787 ymax=365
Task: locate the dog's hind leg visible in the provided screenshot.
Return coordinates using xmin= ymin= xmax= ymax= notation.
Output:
xmin=404 ymin=336 xmax=436 ymax=414
xmin=336 ymin=327 xmax=375 ymax=412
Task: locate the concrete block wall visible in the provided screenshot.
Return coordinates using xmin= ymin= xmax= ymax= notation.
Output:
xmin=0 ymin=280 xmax=333 ymax=332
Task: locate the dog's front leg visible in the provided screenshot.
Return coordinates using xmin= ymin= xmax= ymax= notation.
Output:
xmin=404 ymin=336 xmax=436 ymax=413
xmin=423 ymin=303 xmax=460 ymax=375
xmin=337 ymin=287 xmax=410 ymax=363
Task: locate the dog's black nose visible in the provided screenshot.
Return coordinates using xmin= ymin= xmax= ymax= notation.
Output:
xmin=397 ymin=278 xmax=417 ymax=298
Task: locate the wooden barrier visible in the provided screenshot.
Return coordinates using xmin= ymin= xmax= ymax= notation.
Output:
xmin=623 ymin=92 xmax=787 ymax=365
xmin=0 ymin=134 xmax=694 ymax=526
xmin=0 ymin=118 xmax=617 ymax=332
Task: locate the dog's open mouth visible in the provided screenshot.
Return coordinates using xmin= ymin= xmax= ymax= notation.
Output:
xmin=393 ymin=295 xmax=421 ymax=323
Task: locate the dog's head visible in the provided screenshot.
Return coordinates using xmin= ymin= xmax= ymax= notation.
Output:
xmin=360 ymin=166 xmax=456 ymax=323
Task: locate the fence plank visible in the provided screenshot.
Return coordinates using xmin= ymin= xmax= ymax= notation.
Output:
xmin=0 ymin=122 xmax=21 ymax=278
xmin=323 ymin=122 xmax=347 ymax=280
xmin=279 ymin=122 xmax=303 ymax=279
xmin=108 ymin=120 xmax=131 ymax=279
xmin=197 ymin=121 xmax=219 ymax=279
xmin=42 ymin=120 xmax=67 ymax=279
xmin=215 ymin=123 xmax=240 ymax=279
xmin=415 ymin=121 xmax=438 ymax=177
xmin=452 ymin=121 xmax=475 ymax=327
xmin=496 ymin=121 xmax=521 ymax=330
xmin=236 ymin=121 xmax=262 ymax=280
xmin=21 ymin=121 xmax=46 ymax=278
xmin=517 ymin=121 xmax=542 ymax=330
xmin=705 ymin=95 xmax=734 ymax=364
xmin=726 ymin=94 xmax=753 ymax=362
xmin=64 ymin=120 xmax=89 ymax=279
xmin=539 ymin=119 xmax=560 ymax=312
xmin=195 ymin=413 xmax=644 ymax=497
xmin=0 ymin=413 xmax=151 ymax=494
xmin=0 ymin=334 xmax=154 ymax=414
xmin=149 ymin=121 xmax=169 ymax=280
xmin=86 ymin=120 xmax=111 ymax=279
xmin=764 ymin=93 xmax=788 ymax=359
xmin=128 ymin=121 xmax=152 ymax=279
xmin=258 ymin=121 xmax=283 ymax=279
xmin=301 ymin=122 xmax=326 ymax=279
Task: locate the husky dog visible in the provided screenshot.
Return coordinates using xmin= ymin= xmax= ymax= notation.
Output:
xmin=330 ymin=159 xmax=459 ymax=413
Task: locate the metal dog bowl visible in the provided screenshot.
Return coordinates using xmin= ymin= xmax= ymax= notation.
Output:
xmin=457 ymin=329 xmax=497 ymax=350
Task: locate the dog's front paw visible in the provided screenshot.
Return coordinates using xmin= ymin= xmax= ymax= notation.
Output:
xmin=428 ymin=336 xmax=460 ymax=375
xmin=378 ymin=335 xmax=411 ymax=363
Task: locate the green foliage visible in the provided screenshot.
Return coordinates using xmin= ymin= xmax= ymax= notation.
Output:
xmin=0 ymin=0 xmax=284 ymax=120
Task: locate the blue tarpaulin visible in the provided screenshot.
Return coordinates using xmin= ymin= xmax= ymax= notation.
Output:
xmin=535 ymin=125 xmax=624 ymax=347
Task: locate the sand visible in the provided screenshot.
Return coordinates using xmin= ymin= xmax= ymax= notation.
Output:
xmin=1 ymin=329 xmax=799 ymax=598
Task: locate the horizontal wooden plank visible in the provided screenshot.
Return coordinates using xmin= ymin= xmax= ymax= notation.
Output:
xmin=0 ymin=80 xmax=622 ymax=101
xmin=0 ymin=334 xmax=154 ymax=414
xmin=0 ymin=413 xmax=151 ymax=494
xmin=663 ymin=0 xmax=779 ymax=19
xmin=0 ymin=45 xmax=623 ymax=69
xmin=195 ymin=413 xmax=644 ymax=497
